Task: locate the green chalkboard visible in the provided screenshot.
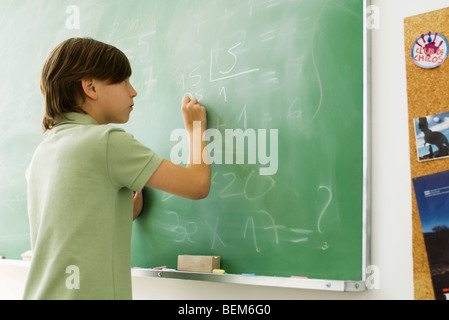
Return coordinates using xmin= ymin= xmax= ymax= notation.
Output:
xmin=0 ymin=0 xmax=367 ymax=283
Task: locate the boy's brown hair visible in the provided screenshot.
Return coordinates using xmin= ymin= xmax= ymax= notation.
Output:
xmin=40 ymin=38 xmax=132 ymax=131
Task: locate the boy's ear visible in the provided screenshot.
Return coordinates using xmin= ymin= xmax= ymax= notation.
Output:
xmin=81 ymin=79 xmax=98 ymax=100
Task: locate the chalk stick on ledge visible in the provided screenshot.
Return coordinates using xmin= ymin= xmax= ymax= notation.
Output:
xmin=152 ymin=266 xmax=168 ymax=270
xmin=212 ymin=269 xmax=226 ymax=274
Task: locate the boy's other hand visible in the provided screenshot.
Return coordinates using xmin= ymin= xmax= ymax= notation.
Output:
xmin=133 ymin=189 xmax=144 ymax=220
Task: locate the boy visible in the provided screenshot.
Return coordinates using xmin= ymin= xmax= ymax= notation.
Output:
xmin=24 ymin=38 xmax=211 ymax=300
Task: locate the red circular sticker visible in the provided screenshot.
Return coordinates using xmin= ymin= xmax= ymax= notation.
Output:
xmin=411 ymin=32 xmax=449 ymax=69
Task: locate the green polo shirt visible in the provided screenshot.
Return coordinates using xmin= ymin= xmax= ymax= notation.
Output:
xmin=24 ymin=112 xmax=163 ymax=300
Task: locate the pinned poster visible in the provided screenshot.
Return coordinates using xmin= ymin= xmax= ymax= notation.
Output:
xmin=411 ymin=32 xmax=448 ymax=68
xmin=413 ymin=170 xmax=449 ymax=300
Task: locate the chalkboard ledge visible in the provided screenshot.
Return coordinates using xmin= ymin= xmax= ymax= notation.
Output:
xmin=0 ymin=261 xmax=365 ymax=292
xmin=0 ymin=259 xmax=31 ymax=268
xmin=131 ymin=268 xmax=366 ymax=292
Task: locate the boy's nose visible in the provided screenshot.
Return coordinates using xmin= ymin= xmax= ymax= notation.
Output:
xmin=130 ymin=84 xmax=137 ymax=98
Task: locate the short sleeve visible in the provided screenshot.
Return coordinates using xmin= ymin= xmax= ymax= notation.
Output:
xmin=107 ymin=128 xmax=164 ymax=191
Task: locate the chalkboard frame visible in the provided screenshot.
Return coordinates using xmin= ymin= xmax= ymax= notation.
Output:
xmin=0 ymin=0 xmax=372 ymax=293
xmin=133 ymin=0 xmax=372 ymax=292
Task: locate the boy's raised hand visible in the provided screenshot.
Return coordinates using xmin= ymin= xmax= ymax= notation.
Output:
xmin=145 ymin=96 xmax=211 ymax=201
xmin=181 ymin=96 xmax=207 ymax=133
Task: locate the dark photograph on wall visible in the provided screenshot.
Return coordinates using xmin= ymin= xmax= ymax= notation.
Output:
xmin=413 ymin=170 xmax=449 ymax=300
xmin=413 ymin=111 xmax=449 ymax=162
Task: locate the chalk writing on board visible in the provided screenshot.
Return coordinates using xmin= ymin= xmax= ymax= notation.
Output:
xmin=289 ymin=229 xmax=313 ymax=244
xmin=167 ymin=211 xmax=198 ymax=244
xmin=109 ymin=17 xmax=156 ymax=43
xmin=238 ymin=105 xmax=248 ymax=129
xmin=161 ymin=192 xmax=174 ymax=202
xmin=206 ymin=218 xmax=228 ymax=249
xmin=244 ymin=209 xmax=317 ymax=252
xmin=117 ymin=31 xmax=156 ymax=60
xmin=244 ymin=170 xmax=276 ymax=200
xmin=219 ymin=170 xmax=276 ymax=200
xmin=137 ymin=31 xmax=157 ymax=57
xmin=266 ymin=0 xmax=281 ymax=9
xmin=160 ymin=179 xmax=337 ymax=253
xmin=219 ymin=172 xmax=243 ymax=199
xmin=259 ymin=29 xmax=276 ymax=43
xmin=219 ymin=42 xmax=240 ymax=75
xmin=188 ymin=66 xmax=202 ymax=87
xmin=248 ymin=0 xmax=254 ymax=16
xmin=287 ymin=97 xmax=302 ymax=120
xmin=322 ymin=242 xmax=330 ymax=251
xmin=261 ymin=71 xmax=279 ymax=85
xmin=286 ymin=57 xmax=304 ymax=79
xmin=143 ymin=66 xmax=157 ymax=98
xmin=302 ymin=1 xmax=326 ymax=131
xmin=219 ymin=87 xmax=228 ymax=102
xmin=180 ymin=62 xmax=205 ymax=102
xmin=317 ymin=186 xmax=332 ymax=234
xmin=209 ymin=43 xmax=260 ymax=83
xmin=244 ymin=216 xmax=260 ymax=252
xmin=259 ymin=210 xmax=282 ymax=245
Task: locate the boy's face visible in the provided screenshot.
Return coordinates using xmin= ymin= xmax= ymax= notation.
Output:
xmin=94 ymin=78 xmax=137 ymax=124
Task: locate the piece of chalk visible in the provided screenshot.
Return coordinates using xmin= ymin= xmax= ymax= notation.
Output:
xmin=212 ymin=269 xmax=226 ymax=274
xmin=242 ymin=273 xmax=257 ymax=276
xmin=153 ymin=266 xmax=168 ymax=270
xmin=0 ymin=256 xmax=4 ymax=259
xmin=291 ymin=276 xmax=308 ymax=279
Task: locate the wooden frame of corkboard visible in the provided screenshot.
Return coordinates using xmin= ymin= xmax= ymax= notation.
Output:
xmin=404 ymin=7 xmax=449 ymax=300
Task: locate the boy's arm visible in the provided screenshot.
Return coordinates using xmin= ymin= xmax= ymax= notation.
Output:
xmin=146 ymin=97 xmax=211 ymax=200
xmin=146 ymin=159 xmax=210 ymax=200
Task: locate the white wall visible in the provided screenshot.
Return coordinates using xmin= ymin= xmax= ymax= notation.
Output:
xmin=3 ymin=0 xmax=447 ymax=300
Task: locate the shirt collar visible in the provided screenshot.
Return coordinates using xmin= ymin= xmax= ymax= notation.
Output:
xmin=54 ymin=112 xmax=99 ymax=127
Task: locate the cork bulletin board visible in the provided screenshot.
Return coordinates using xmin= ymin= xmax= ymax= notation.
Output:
xmin=404 ymin=7 xmax=449 ymax=300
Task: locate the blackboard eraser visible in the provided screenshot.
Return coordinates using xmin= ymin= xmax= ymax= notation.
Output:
xmin=177 ymin=255 xmax=220 ymax=273
xmin=21 ymin=250 xmax=32 ymax=261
